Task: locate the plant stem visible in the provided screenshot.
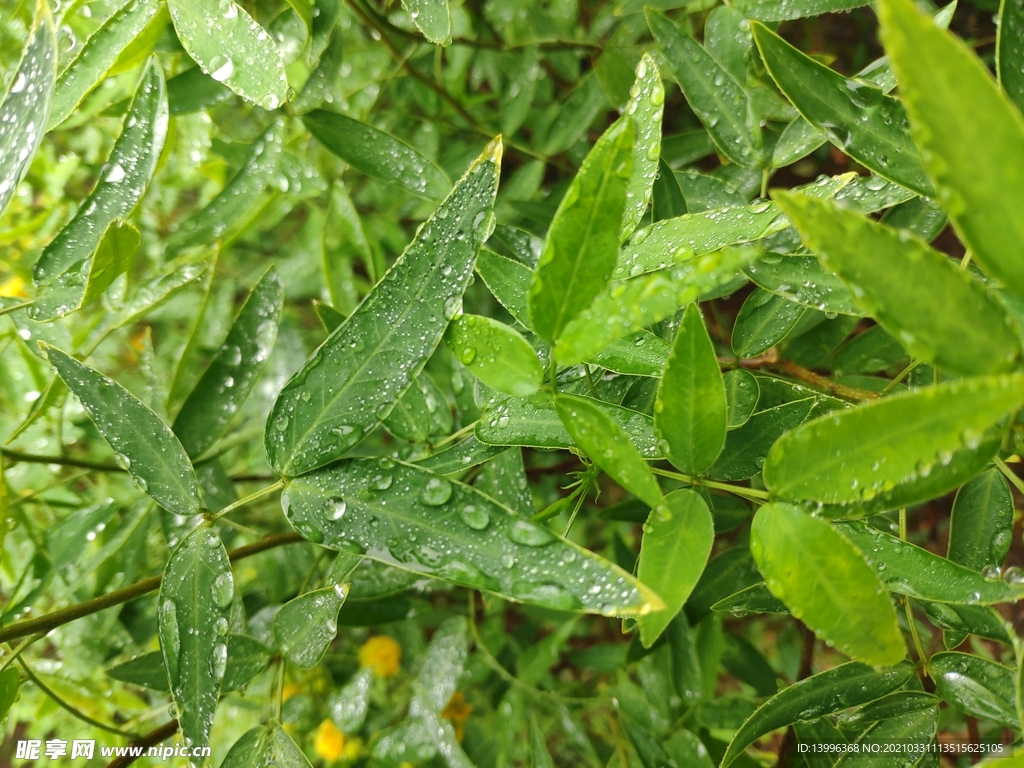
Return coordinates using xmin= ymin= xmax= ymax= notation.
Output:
xmin=0 ymin=447 xmax=123 ymax=472
xmin=0 ymin=533 xmax=304 ymax=644
xmin=649 ymin=466 xmax=770 ymax=502
xmin=995 ymin=457 xmax=1024 ymax=497
xmin=106 ymin=720 xmax=179 ymax=768
xmin=209 ymin=479 xmax=286 ymax=521
xmin=0 ymin=634 xmax=41 ymax=673
xmin=899 ymin=509 xmax=929 ymax=675
xmin=19 ymin=658 xmax=138 ymax=737
xmin=881 ymin=359 xmax=921 ymax=395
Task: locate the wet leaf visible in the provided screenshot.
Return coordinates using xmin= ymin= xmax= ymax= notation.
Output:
xmin=999 ymin=0 xmax=1024 ymax=112
xmin=762 ymin=375 xmax=1024 ymax=511
xmin=167 ymin=65 xmax=233 ymax=116
xmin=836 ymin=707 xmax=937 ymax=765
xmin=172 ymin=268 xmax=283 ymax=457
xmin=775 ymin=191 xmax=1021 ymax=376
xmin=838 ymin=692 xmax=939 ymax=727
xmin=708 ymin=398 xmax=818 ymax=482
xmin=158 ymin=525 xmax=233 ymax=752
xmin=647 ymin=10 xmax=763 ymax=167
xmin=836 ymin=521 xmax=1024 ymax=605
xmin=304 ymin=110 xmax=450 ymax=201
xmin=403 ymin=0 xmax=451 ymax=45
xmin=724 ymin=369 xmax=759 ymax=429
xmin=879 ymin=0 xmax=1024 ymax=296
xmin=929 ymin=652 xmax=1017 ymax=726
xmin=0 ymin=0 xmax=55 ymax=219
xmin=732 ymin=289 xmax=819 ymax=359
xmin=222 ymin=634 xmax=272 ymax=691
xmin=753 ymin=22 xmax=931 ymax=195
xmin=655 ymin=303 xmax=726 ymax=474
xmin=744 ymin=251 xmax=861 ymax=317
xmin=168 ymin=0 xmax=286 ymax=109
xmin=273 ymin=583 xmax=349 ymax=668
xmin=751 ymin=503 xmax=904 ymax=666
xmin=43 ymin=345 xmax=203 ymax=517
xmin=48 ymin=0 xmax=162 ymax=129
xmin=722 ymin=661 xmax=913 ymax=767
xmin=555 ymin=393 xmax=664 ymax=508
xmin=948 ymin=469 xmax=1014 ymax=574
xmin=445 ymin=314 xmax=542 ymax=397
xmin=620 ymin=53 xmax=664 ymax=240
xmin=414 ymin=436 xmax=507 ymax=474
xmin=732 ymin=0 xmax=868 ymax=21
xmin=637 ymin=489 xmax=714 ymax=647
xmin=221 ymin=722 xmax=313 ymax=768
xmin=528 ymin=116 xmax=635 ymax=343
xmin=32 ymin=60 xmax=167 ymax=312
xmin=328 ymin=667 xmax=372 ymax=733
xmin=281 ymin=459 xmax=665 ymax=616
xmin=711 ymin=582 xmax=788 ymax=616
xmin=266 ymin=138 xmax=500 ymax=477
xmin=475 ymin=447 xmax=533 ymax=517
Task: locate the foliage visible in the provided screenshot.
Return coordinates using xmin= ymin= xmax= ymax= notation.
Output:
xmin=1 ymin=0 xmax=1023 ymax=765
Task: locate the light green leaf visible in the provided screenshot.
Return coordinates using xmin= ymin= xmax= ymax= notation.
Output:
xmin=637 ymin=489 xmax=714 ymax=647
xmin=273 ymin=584 xmax=349 ymax=668
xmin=475 ymin=448 xmax=533 ymax=516
xmin=477 ymin=392 xmax=659 ymax=458
xmin=32 ymin=60 xmax=167 ymax=304
xmin=414 ymin=616 xmax=467 ymax=711
xmin=655 ymin=303 xmax=726 ymax=474
xmin=744 ymin=252 xmax=861 ymax=316
xmin=620 ymin=53 xmax=664 ymax=240
xmin=733 ymin=0 xmax=868 ymax=21
xmin=265 ymin=138 xmax=500 ymax=477
xmin=949 ymin=469 xmax=1014 ymax=573
xmin=43 ymin=344 xmax=203 ymax=517
xmin=999 ymin=0 xmax=1024 ymax=113
xmin=168 ymin=120 xmax=283 ymax=251
xmin=0 ymin=667 xmax=20 ymax=722
xmin=724 ymin=369 xmax=760 ymax=429
xmin=836 ymin=521 xmax=1024 ymax=605
xmin=403 ymin=0 xmax=451 ymax=45
xmin=555 ymin=248 xmax=756 ymax=366
xmin=555 ymin=393 xmax=664 ymax=508
xmin=528 ymin=117 xmax=635 ymax=342
xmin=304 ymin=110 xmax=451 ymax=201
xmin=763 ymin=375 xmax=1024 ymax=511
xmin=752 ymin=22 xmax=931 ymax=195
xmin=281 ymin=459 xmax=665 ymax=616
xmin=711 ymin=582 xmax=788 ymax=615
xmin=445 ymin=314 xmax=542 ymax=397
xmin=222 ymin=723 xmax=313 ymax=768
xmin=167 ymin=0 xmax=286 ymax=109
xmin=751 ymin=503 xmax=904 ymax=666
xmin=722 ymin=661 xmax=913 ymax=767
xmin=328 ymin=668 xmax=372 ymax=733
xmin=775 ymin=191 xmax=1021 ymax=376
xmin=930 ymin=652 xmax=1017 ymax=726
xmin=414 ymin=436 xmax=506 ymax=474
xmin=172 ymin=268 xmax=283 ymax=458
xmin=647 ymin=10 xmax=763 ymax=167
xmin=879 ymin=0 xmax=1024 ymax=296
xmin=615 ymin=173 xmax=853 ymax=280
xmin=48 ymin=0 xmax=162 ymax=129
xmin=158 ymin=526 xmax=233 ymax=752
xmin=0 ymin=0 xmax=55 ymax=219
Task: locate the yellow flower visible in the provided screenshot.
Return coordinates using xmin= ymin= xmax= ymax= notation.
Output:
xmin=314 ymin=719 xmax=345 ymax=762
xmin=342 ymin=737 xmax=364 ymax=760
xmin=358 ymin=635 xmax=401 ymax=677
xmin=0 ymin=275 xmax=27 ymax=298
xmin=441 ymin=691 xmax=473 ymax=742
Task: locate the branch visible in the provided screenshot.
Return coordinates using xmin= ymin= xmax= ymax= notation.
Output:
xmin=106 ymin=720 xmax=179 ymax=768
xmin=0 ymin=533 xmax=305 ymax=644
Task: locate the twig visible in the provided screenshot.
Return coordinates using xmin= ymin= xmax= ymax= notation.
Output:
xmin=19 ymin=658 xmax=137 ymax=737
xmin=106 ymin=720 xmax=179 ymax=768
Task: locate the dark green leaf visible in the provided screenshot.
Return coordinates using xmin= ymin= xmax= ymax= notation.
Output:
xmin=732 ymin=289 xmax=820 ymax=358
xmin=531 ymin=715 xmax=555 ymax=768
xmin=745 ymin=252 xmax=861 ymax=317
xmin=0 ymin=668 xmax=20 ymax=722
xmin=273 ymin=584 xmax=348 ymax=668
xmin=733 ymin=0 xmax=868 ymax=21
xmin=838 ymin=692 xmax=939 ymax=728
xmin=708 ymin=398 xmax=818 ymax=482
xmin=445 ymin=314 xmax=542 ymax=397
xmin=167 ymin=66 xmax=233 ymax=116
xmin=725 ymin=369 xmax=760 ymax=429
xmin=949 ymin=469 xmax=1014 ymax=573
xmin=999 ymin=0 xmax=1024 ymax=112
xmin=266 ymin=138 xmax=500 ymax=476
xmin=281 ymin=459 xmax=665 ymax=616
xmin=837 ymin=707 xmax=937 ymax=766
xmin=221 ymin=722 xmax=313 ymax=768
xmin=929 ymin=652 xmax=1017 ymax=726
xmin=621 ymin=53 xmax=664 ymax=239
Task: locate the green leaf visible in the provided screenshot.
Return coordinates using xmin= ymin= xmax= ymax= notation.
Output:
xmin=222 ymin=723 xmax=313 ymax=768
xmin=158 ymin=525 xmax=233 ymax=752
xmin=647 ymin=10 xmax=763 ymax=167
xmin=43 ymin=345 xmax=203 ymax=517
xmin=281 ymin=459 xmax=665 ymax=616
xmin=555 ymin=248 xmax=755 ymax=366
xmin=383 ymin=373 xmax=451 ymax=444
xmin=304 ymin=110 xmax=451 ymax=201
xmin=414 ymin=616 xmax=467 ymax=711
xmin=733 ymin=0 xmax=869 ymax=21
xmin=48 ymin=0 xmax=162 ymax=129
xmin=167 ymin=120 xmax=284 ymax=251
xmin=949 ymin=469 xmax=1014 ymax=573
xmin=752 ymin=22 xmax=931 ymax=195
xmin=835 ymin=521 xmax=1024 ymax=605
xmin=774 ymin=192 xmax=1021 ymax=376
xmin=528 ymin=116 xmax=635 ymax=342
xmin=414 ymin=436 xmax=506 ymax=474
xmin=637 ymin=489 xmax=714 ymax=647
xmin=725 ymin=369 xmax=759 ymax=429
xmin=273 ymin=584 xmax=349 ymax=668
xmin=475 ymin=448 xmax=533 ymax=516
xmin=172 ymin=268 xmax=283 ymax=457
xmin=166 ymin=66 xmax=233 ymax=116
xmin=722 ymin=661 xmax=913 ymax=767
xmin=0 ymin=0 xmax=55 ymax=219
xmin=32 ymin=61 xmax=167 ymax=304
xmin=838 ymin=692 xmax=939 ymax=728
xmin=620 ymin=53 xmax=664 ymax=240
xmin=929 ymin=652 xmax=1017 ymax=726
xmin=531 ymin=715 xmax=556 ymax=768
xmin=750 ymin=503 xmax=904 ymax=667
xmin=445 ymin=314 xmax=542 ymax=397
xmin=266 ymin=138 xmax=500 ymax=477
xmin=0 ymin=667 xmax=21 ymax=722
xmin=615 ymin=173 xmax=853 ymax=280
xmin=879 ymin=0 xmax=1024 ymax=296
xmin=403 ymin=0 xmax=451 ymax=45
xmin=999 ymin=0 xmax=1024 ymax=113
xmin=708 ymin=398 xmax=818 ymax=482
xmin=711 ymin=582 xmax=788 ymax=615
xmin=539 ymin=72 xmax=608 ymax=156
xmin=837 ymin=707 xmax=938 ymax=765
xmin=744 ymin=252 xmax=861 ymax=317
xmin=167 ymin=0 xmax=286 ymax=109
xmin=762 ymin=375 xmax=1024 ymax=511
xmin=732 ymin=289 xmax=819 ymax=358
xmin=477 ymin=392 xmax=659 ymax=458
xmin=655 ymin=303 xmax=726 ymax=474
xmin=328 ymin=667 xmax=372 ymax=733
xmin=555 ymin=393 xmax=664 ymax=508
xmin=223 ymin=634 xmax=271 ymax=692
